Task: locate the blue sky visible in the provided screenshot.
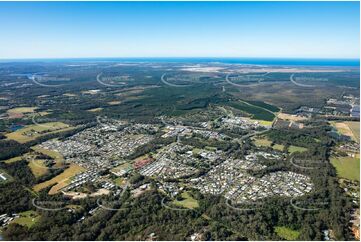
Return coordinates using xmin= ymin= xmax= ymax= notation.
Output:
xmin=0 ymin=2 xmax=359 ymax=59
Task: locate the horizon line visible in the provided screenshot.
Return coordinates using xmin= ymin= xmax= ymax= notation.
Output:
xmin=0 ymin=56 xmax=360 ymax=61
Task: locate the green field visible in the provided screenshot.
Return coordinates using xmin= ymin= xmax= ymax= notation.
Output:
xmin=288 ymin=145 xmax=308 ymax=154
xmin=275 ymin=226 xmax=300 ymax=240
xmin=11 ymin=211 xmax=41 ymax=228
xmin=113 ymin=177 xmax=125 ymax=186
xmin=254 ymin=138 xmax=272 ymax=147
xmin=253 ymin=138 xmax=285 ymax=151
xmin=2 ymin=156 xmax=23 ymax=164
xmin=172 ymin=192 xmax=199 ymax=209
xmin=273 ymin=144 xmax=285 ymax=151
xmin=331 ymin=156 xmax=360 ymax=181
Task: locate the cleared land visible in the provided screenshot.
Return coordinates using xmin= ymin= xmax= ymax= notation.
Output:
xmin=288 ymin=145 xmax=308 ymax=154
xmin=6 ymin=122 xmax=74 ymax=143
xmin=28 ymin=159 xmax=49 ymax=178
xmin=108 ymin=101 xmax=122 ymax=105
xmin=345 ymin=121 xmax=360 ymax=142
xmin=273 ymin=144 xmax=285 ymax=151
xmin=113 ymin=177 xmax=126 ymax=186
xmin=254 ymin=138 xmax=272 ymax=147
xmin=87 ymin=107 xmax=104 ymax=112
xmin=63 ymin=93 xmax=77 ymax=97
xmin=172 ymin=191 xmax=199 ymax=209
xmin=253 ymin=137 xmax=285 ymax=151
xmin=275 ymin=226 xmax=300 ymax=240
xmin=6 ymin=107 xmax=38 ymax=114
xmin=277 ymin=113 xmax=307 ymax=122
xmin=33 ymin=164 xmax=85 ymax=194
xmin=331 ymin=121 xmax=358 ymax=142
xmin=10 ymin=210 xmax=41 ymax=228
xmin=331 ymin=156 xmax=360 ymax=181
xmin=2 ymin=156 xmax=23 ymax=164
xmin=32 ymin=145 xmax=64 ymax=165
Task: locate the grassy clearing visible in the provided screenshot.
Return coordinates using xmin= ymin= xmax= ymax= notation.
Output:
xmin=108 ymin=101 xmax=121 ymax=105
xmin=11 ymin=211 xmax=40 ymax=228
xmin=288 ymin=145 xmax=308 ymax=154
xmin=87 ymin=107 xmax=103 ymax=112
xmin=32 ymin=145 xmax=64 ymax=164
xmin=28 ymin=159 xmax=49 ymax=178
xmin=113 ymin=177 xmax=125 ymax=186
xmin=273 ymin=144 xmax=285 ymax=151
xmin=331 ymin=156 xmax=360 ymax=181
xmin=6 ymin=107 xmax=38 ymax=114
xmin=111 ymin=162 xmax=132 ymax=176
xmin=2 ymin=156 xmax=23 ymax=164
xmin=33 ymin=164 xmax=85 ymax=194
xmin=275 ymin=226 xmax=300 ymax=240
xmin=254 ymin=137 xmax=284 ymax=151
xmin=345 ymin=121 xmax=360 ymax=142
xmin=331 ymin=121 xmax=357 ymax=142
xmin=192 ymin=148 xmax=203 ymax=155
xmin=258 ymin=120 xmax=273 ymax=126
xmin=277 ymin=113 xmax=307 ymax=122
xmin=254 ymin=138 xmax=272 ymax=147
xmin=172 ymin=191 xmax=199 ymax=209
xmin=6 ymin=122 xmax=73 ymax=143
xmin=63 ymin=93 xmax=77 ymax=97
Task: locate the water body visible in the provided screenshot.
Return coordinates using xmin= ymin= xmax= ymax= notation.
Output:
xmin=1 ymin=57 xmax=359 ymax=67
xmin=9 ymin=124 xmax=24 ymax=131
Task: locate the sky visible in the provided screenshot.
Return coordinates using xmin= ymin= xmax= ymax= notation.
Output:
xmin=0 ymin=1 xmax=359 ymax=59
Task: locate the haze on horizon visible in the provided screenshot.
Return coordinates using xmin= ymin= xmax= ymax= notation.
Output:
xmin=0 ymin=1 xmax=359 ymax=59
